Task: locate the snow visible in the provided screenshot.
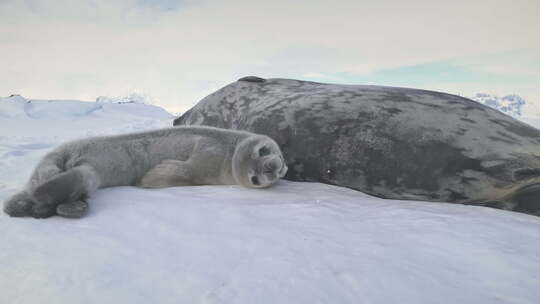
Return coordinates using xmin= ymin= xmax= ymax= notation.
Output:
xmin=1 ymin=96 xmax=540 ymax=304
xmin=471 ymin=93 xmax=527 ymax=117
xmin=95 ymin=92 xmax=153 ymax=104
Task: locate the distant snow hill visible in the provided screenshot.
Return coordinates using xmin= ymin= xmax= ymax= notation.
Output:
xmin=0 ymin=94 xmax=172 ymax=120
xmin=0 ymin=94 xmax=174 ymax=137
xmin=471 ymin=93 xmax=526 ymax=117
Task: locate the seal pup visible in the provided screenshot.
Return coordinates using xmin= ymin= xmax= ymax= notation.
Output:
xmin=3 ymin=126 xmax=288 ymax=218
xmin=174 ymin=76 xmax=540 ymax=216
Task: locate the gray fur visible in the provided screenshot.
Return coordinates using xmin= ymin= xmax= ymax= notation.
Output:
xmin=3 ymin=126 xmax=287 ymax=218
xmin=174 ymin=76 xmax=540 ymax=216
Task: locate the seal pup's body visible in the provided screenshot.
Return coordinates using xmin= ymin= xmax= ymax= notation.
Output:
xmin=3 ymin=126 xmax=287 ymax=218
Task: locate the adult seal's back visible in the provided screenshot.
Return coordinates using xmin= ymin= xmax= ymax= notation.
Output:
xmin=174 ymin=76 xmax=540 ymax=216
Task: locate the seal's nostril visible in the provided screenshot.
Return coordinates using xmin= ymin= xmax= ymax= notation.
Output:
xmin=264 ymin=159 xmax=279 ymax=171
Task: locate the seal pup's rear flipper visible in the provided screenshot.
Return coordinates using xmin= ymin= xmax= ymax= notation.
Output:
xmin=139 ymin=160 xmax=194 ymax=188
xmin=3 ymin=191 xmax=35 ymax=217
xmin=31 ymin=165 xmax=100 ymax=218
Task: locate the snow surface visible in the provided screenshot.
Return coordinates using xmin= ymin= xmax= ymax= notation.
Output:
xmin=1 ymin=96 xmax=540 ymax=304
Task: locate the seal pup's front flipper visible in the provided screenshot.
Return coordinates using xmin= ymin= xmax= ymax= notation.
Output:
xmin=139 ymin=160 xmax=194 ymax=188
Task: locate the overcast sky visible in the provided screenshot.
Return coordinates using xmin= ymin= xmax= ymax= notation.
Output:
xmin=1 ymin=0 xmax=539 ymax=113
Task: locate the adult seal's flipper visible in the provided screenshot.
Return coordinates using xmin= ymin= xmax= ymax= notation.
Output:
xmin=478 ymin=183 xmax=540 ymax=216
xmin=510 ymin=184 xmax=540 ymax=216
xmin=139 ymin=160 xmax=194 ymax=188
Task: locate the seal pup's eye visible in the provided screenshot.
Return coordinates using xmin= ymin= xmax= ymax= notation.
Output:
xmin=258 ymin=146 xmax=270 ymax=157
xmin=251 ymin=176 xmax=260 ymax=186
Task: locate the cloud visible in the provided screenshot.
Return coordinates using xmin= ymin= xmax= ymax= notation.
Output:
xmin=0 ymin=0 xmax=539 ymax=112
xmin=328 ymin=51 xmax=540 ymax=110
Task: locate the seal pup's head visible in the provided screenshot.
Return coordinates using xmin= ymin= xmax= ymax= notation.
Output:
xmin=232 ymin=135 xmax=287 ymax=188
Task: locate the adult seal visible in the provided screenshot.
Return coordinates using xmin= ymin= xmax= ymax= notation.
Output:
xmin=174 ymin=76 xmax=540 ymax=216
xmin=3 ymin=126 xmax=287 ymax=218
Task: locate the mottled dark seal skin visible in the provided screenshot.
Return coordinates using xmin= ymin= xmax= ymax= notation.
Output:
xmin=174 ymin=76 xmax=540 ymax=216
